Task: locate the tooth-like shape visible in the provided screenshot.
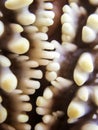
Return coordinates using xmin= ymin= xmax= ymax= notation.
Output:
xmin=10 ymin=23 xmax=23 ymax=33
xmin=61 ymin=13 xmax=73 ymax=24
xmin=33 ymin=41 xmax=54 ymax=50
xmin=42 ymin=115 xmax=54 ymax=124
xmin=77 ymin=86 xmax=90 ymax=101
xmin=36 ymin=107 xmax=50 ymax=115
xmin=45 ymin=71 xmax=57 ymax=81
xmin=56 ymin=77 xmax=73 ymax=87
xmin=87 ymin=14 xmax=98 ymax=31
xmin=0 ymin=104 xmax=7 ymax=123
xmin=17 ymin=114 xmax=29 ymax=123
xmin=81 ymin=123 xmax=98 ymax=130
xmin=67 ymin=100 xmax=88 ymax=119
xmin=89 ymin=0 xmax=98 ymax=5
xmin=62 ymin=23 xmax=75 ymax=37
xmin=43 ymin=88 xmax=53 ymax=99
xmin=43 ymin=3 xmax=53 ymax=10
xmin=0 ymin=55 xmax=11 ymax=67
xmin=46 ymin=62 xmax=60 ymax=71
xmin=35 ymin=123 xmax=48 ymax=130
xmin=73 ymin=66 xmax=89 ymax=86
xmin=8 ymin=36 xmax=29 ymax=54
xmin=62 ymin=42 xmax=77 ymax=52
xmin=78 ymin=52 xmax=94 ymax=72
xmin=63 ymin=5 xmax=72 ymax=14
xmin=1 ymin=67 xmax=17 ymax=92
xmin=16 ymin=7 xmax=36 ymax=25
xmin=0 ymin=21 xmax=4 ymax=36
xmin=82 ymin=26 xmax=96 ymax=43
xmin=35 ymin=17 xmax=54 ymax=26
xmin=33 ymin=33 xmax=48 ymax=40
xmin=36 ymin=97 xmax=51 ymax=107
xmin=5 ymin=0 xmax=33 ymax=10
xmin=38 ymin=11 xmax=55 ymax=19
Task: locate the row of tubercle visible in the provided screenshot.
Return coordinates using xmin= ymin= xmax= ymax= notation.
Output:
xmin=0 ymin=0 xmax=98 ymax=130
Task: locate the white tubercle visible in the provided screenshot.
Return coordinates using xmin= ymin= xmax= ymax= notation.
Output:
xmin=16 ymin=7 xmax=36 ymax=25
xmin=82 ymin=26 xmax=96 ymax=43
xmin=0 ymin=55 xmax=11 ymax=67
xmin=43 ymin=87 xmax=53 ymax=99
xmin=45 ymin=71 xmax=57 ymax=81
xmin=77 ymin=86 xmax=90 ymax=101
xmin=78 ymin=52 xmax=94 ymax=72
xmin=5 ymin=0 xmax=33 ymax=10
xmin=73 ymin=66 xmax=89 ymax=86
xmin=81 ymin=123 xmax=98 ymax=130
xmin=36 ymin=96 xmax=51 ymax=107
xmin=17 ymin=114 xmax=29 ymax=123
xmin=0 ymin=21 xmax=4 ymax=36
xmin=67 ymin=99 xmax=89 ymax=120
xmin=35 ymin=123 xmax=47 ymax=130
xmin=8 ymin=34 xmax=29 ymax=54
xmin=61 ymin=3 xmax=86 ymax=43
xmin=10 ymin=23 xmax=23 ymax=33
xmin=87 ymin=14 xmax=98 ymax=31
xmin=47 ymin=62 xmax=60 ymax=71
xmin=43 ymin=2 xmax=53 ymax=10
xmin=1 ymin=67 xmax=17 ymax=92
xmin=0 ymin=104 xmax=7 ymax=123
xmin=62 ymin=43 xmax=77 ymax=52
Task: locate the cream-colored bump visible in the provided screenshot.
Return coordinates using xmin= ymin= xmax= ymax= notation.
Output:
xmin=42 ymin=115 xmax=54 ymax=124
xmin=61 ymin=13 xmax=73 ymax=24
xmin=43 ymin=88 xmax=53 ymax=99
xmin=73 ymin=66 xmax=89 ymax=86
xmin=62 ymin=43 xmax=77 ymax=52
xmin=0 ymin=55 xmax=11 ymax=67
xmin=45 ymin=71 xmax=57 ymax=81
xmin=8 ymin=37 xmax=29 ymax=54
xmin=0 ymin=21 xmax=4 ymax=36
xmin=68 ymin=0 xmax=79 ymax=3
xmin=33 ymin=33 xmax=48 ymax=40
xmin=17 ymin=114 xmax=29 ymax=123
xmin=38 ymin=11 xmax=55 ymax=19
xmin=63 ymin=5 xmax=72 ymax=14
xmin=56 ymin=77 xmax=73 ymax=87
xmin=47 ymin=62 xmax=60 ymax=71
xmin=1 ymin=68 xmax=17 ymax=92
xmin=78 ymin=52 xmax=94 ymax=72
xmin=10 ymin=23 xmax=23 ymax=33
xmin=0 ymin=96 xmax=2 ymax=103
xmin=44 ymin=3 xmax=53 ymax=9
xmin=62 ymin=23 xmax=75 ymax=37
xmin=16 ymin=8 xmax=36 ymax=25
xmin=0 ymin=104 xmax=7 ymax=123
xmin=35 ymin=123 xmax=46 ymax=130
xmin=36 ymin=107 xmax=49 ymax=115
xmin=82 ymin=26 xmax=96 ymax=43
xmin=81 ymin=123 xmax=98 ymax=130
xmin=87 ymin=14 xmax=98 ymax=31
xmin=77 ymin=86 xmax=89 ymax=101
xmin=89 ymin=0 xmax=98 ymax=5
xmin=5 ymin=0 xmax=33 ymax=10
xmin=36 ymin=96 xmax=49 ymax=107
xmin=67 ymin=100 xmax=86 ymax=119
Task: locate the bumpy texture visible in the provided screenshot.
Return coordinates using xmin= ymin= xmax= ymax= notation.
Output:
xmin=0 ymin=0 xmax=98 ymax=130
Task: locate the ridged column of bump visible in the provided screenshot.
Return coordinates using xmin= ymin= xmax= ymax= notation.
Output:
xmin=25 ymin=26 xmax=60 ymax=66
xmin=61 ymin=2 xmax=86 ymax=44
xmin=34 ymin=0 xmax=55 ymax=33
xmin=9 ymin=54 xmax=43 ymax=95
xmin=0 ymin=89 xmax=32 ymax=130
